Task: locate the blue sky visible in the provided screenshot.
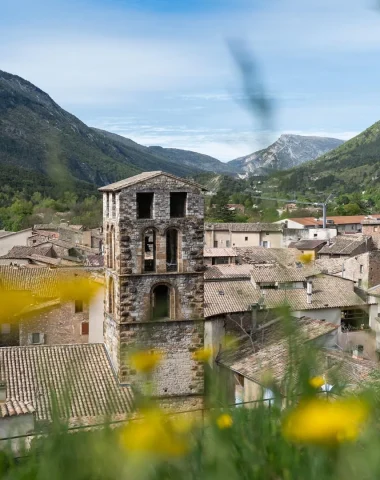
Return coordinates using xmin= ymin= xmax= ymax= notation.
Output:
xmin=2 ymin=0 xmax=380 ymax=160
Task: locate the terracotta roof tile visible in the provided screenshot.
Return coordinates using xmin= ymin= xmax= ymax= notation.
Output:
xmin=318 ymin=236 xmax=371 ymax=255
xmin=205 ymin=223 xmax=283 ymax=232
xmin=204 ymin=264 xmax=253 ymax=280
xmin=217 ymin=317 xmax=338 ymax=384
xmin=0 ymin=344 xmax=134 ymax=426
xmin=0 ymin=399 xmax=35 ymax=417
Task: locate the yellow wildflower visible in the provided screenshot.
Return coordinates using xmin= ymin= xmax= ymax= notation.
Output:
xmin=309 ymin=376 xmax=325 ymax=389
xmin=130 ymin=350 xmax=163 ymax=373
xmin=299 ymin=252 xmax=313 ymax=265
xmin=282 ymin=397 xmax=369 ymax=445
xmin=120 ymin=409 xmax=189 ymax=457
xmin=192 ymin=347 xmax=213 ymax=362
xmin=217 ymin=414 xmax=233 ymax=430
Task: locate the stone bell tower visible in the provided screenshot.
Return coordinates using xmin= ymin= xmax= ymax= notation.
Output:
xmin=99 ymin=171 xmax=206 ymax=410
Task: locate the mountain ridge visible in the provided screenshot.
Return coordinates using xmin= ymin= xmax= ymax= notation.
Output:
xmin=228 ymin=134 xmax=344 ymax=177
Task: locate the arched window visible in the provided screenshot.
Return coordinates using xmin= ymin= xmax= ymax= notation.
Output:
xmin=143 ymin=228 xmax=156 ymax=273
xmin=152 ymin=284 xmax=170 ymax=320
xmin=166 ymin=228 xmax=178 ymax=272
xmin=108 ymin=276 xmax=115 ymax=314
xmin=110 ymin=225 xmax=115 ymax=269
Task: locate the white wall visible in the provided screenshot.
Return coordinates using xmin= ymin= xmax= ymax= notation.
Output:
xmin=293 ymin=308 xmax=342 ymax=325
xmin=89 ymin=286 xmax=105 ymax=343
xmin=308 ymin=228 xmax=337 ymax=240
xmin=204 ymin=318 xmax=225 ymax=367
xmin=0 ymin=229 xmax=32 ymax=256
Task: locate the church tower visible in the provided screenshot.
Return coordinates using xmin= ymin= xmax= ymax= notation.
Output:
xmin=100 ymin=171 xmax=206 ymax=410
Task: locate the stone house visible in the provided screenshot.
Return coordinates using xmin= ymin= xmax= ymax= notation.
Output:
xmin=317 ymin=235 xmax=374 ymax=259
xmin=340 ymin=251 xmax=380 ymax=290
xmin=99 ymin=171 xmax=206 ymax=411
xmin=205 ymin=223 xmax=283 ymax=249
xmin=216 ymin=321 xmax=376 ymax=406
xmin=0 ymin=267 xmax=104 ymax=347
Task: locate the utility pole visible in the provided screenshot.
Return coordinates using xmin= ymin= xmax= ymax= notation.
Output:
xmin=247 ymin=191 xmax=334 ymax=228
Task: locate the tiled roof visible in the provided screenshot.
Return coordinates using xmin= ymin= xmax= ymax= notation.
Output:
xmin=0 ymin=344 xmax=134 ymax=426
xmin=235 ymin=247 xmax=299 ymax=266
xmin=28 ymin=255 xmax=61 ymax=265
xmin=0 ymin=399 xmax=35 ymax=418
xmin=283 ymin=215 xmax=380 ymax=226
xmin=205 ymin=223 xmax=283 ymax=232
xmin=288 ymin=240 xmax=327 ymax=250
xmin=99 ymin=171 xmax=207 ymax=192
xmin=204 ymin=248 xmax=237 ymax=257
xmin=323 ymin=349 xmax=377 ymax=385
xmin=204 ymin=281 xmax=260 ymax=317
xmin=367 ymin=284 xmax=380 ymax=297
xmin=217 ymin=317 xmax=338 ymax=384
xmin=204 ymin=264 xmax=253 ymax=280
xmin=1 ymin=245 xmax=52 ymax=259
xmin=204 ymin=274 xmax=370 ymax=317
xmin=314 ymin=257 xmax=345 ymax=275
xmin=318 ymin=236 xmax=371 ymax=255
xmin=85 ymin=255 xmax=105 ymax=267
xmin=250 ymin=265 xmax=316 ymax=283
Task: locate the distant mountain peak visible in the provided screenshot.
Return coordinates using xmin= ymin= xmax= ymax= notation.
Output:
xmin=228 ymin=134 xmax=344 ymax=177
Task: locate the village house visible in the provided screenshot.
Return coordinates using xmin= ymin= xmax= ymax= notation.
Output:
xmin=0 ymin=229 xmax=33 ymax=257
xmin=276 ymin=215 xmax=380 ymax=234
xmin=204 ymin=247 xmax=238 ymax=266
xmin=216 ymin=321 xmax=376 ymax=405
xmin=205 ymin=223 xmax=283 ymax=249
xmin=317 ymin=235 xmax=374 ymax=259
xmin=282 ymin=226 xmax=337 ymax=247
xmin=0 ymin=266 xmax=104 ymax=347
xmin=288 ymin=239 xmax=327 ymax=259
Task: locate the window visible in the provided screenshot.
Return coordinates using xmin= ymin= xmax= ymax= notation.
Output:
xmin=360 ymin=265 xmax=364 ymax=274
xmin=213 ymin=241 xmax=218 ymax=248
xmin=262 ymin=241 xmax=269 ymax=248
xmin=75 ymin=300 xmax=83 ymax=313
xmin=166 ymin=229 xmax=178 ymax=272
xmin=358 ymin=279 xmax=362 ymax=288
xmin=314 ymin=233 xmax=318 ymax=238
xmin=137 ymin=193 xmax=154 ymax=219
xmin=266 ymin=232 xmax=269 ymax=236
xmin=152 ymin=285 xmax=170 ymax=320
xmin=81 ymin=322 xmax=89 ymax=335
xmin=245 ymin=237 xmax=248 ymax=241
xmin=143 ymin=229 xmax=156 ymax=272
xmin=213 ymin=257 xmax=229 ymax=265
xmin=170 ymin=192 xmax=187 ymax=218
xmin=226 ymin=240 xmax=230 ymax=248
xmin=1 ymin=324 xmax=10 ymax=335
xmin=31 ymin=333 xmax=43 ymax=345
xmin=108 ymin=276 xmax=115 ymax=314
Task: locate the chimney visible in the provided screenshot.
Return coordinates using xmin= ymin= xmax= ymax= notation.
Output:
xmin=306 ymin=280 xmax=313 ymax=304
xmin=352 ymin=344 xmax=364 ymax=360
xmin=0 ymin=381 xmax=6 ymax=402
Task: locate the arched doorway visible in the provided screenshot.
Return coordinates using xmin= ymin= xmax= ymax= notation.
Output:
xmin=152 ymin=284 xmax=170 ymax=320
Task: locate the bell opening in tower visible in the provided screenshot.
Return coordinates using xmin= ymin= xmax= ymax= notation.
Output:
xmin=170 ymin=192 xmax=187 ymax=218
xmin=143 ymin=229 xmax=156 ymax=272
xmin=166 ymin=229 xmax=178 ymax=272
xmin=152 ymin=285 xmax=170 ymax=320
xmin=137 ymin=192 xmax=154 ymax=219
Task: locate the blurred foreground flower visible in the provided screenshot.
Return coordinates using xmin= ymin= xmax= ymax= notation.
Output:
xmin=299 ymin=252 xmax=313 ymax=265
xmin=192 ymin=347 xmax=213 ymax=362
xmin=309 ymin=376 xmax=325 ymax=389
xmin=282 ymin=397 xmax=369 ymax=445
xmin=120 ymin=409 xmax=190 ymax=457
xmin=0 ymin=273 xmax=101 ymax=322
xmin=130 ymin=350 xmax=163 ymax=373
xmin=217 ymin=414 xmax=233 ymax=430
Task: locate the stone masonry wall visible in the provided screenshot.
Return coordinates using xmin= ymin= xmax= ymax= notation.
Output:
xmin=342 ymin=251 xmax=380 ymax=289
xmin=119 ymin=320 xmax=204 ymax=397
xmin=19 ymin=301 xmax=89 ymax=345
xmin=102 ymin=174 xmax=205 ymax=404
